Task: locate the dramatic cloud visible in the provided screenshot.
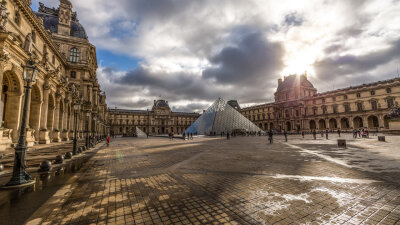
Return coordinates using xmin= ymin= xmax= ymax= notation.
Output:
xmin=32 ymin=0 xmax=400 ymax=111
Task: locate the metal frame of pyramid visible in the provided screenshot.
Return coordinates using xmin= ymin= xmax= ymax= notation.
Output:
xmin=185 ymin=98 xmax=264 ymax=135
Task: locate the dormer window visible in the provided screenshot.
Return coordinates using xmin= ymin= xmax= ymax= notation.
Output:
xmin=70 ymin=47 xmax=80 ymax=62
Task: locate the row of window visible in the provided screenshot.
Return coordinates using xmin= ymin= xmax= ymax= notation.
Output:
xmin=110 ymin=120 xmax=193 ymax=125
xmin=313 ymin=88 xmax=392 ymax=104
xmin=243 ymin=88 xmax=394 ymax=115
xmin=247 ymin=98 xmax=395 ymax=121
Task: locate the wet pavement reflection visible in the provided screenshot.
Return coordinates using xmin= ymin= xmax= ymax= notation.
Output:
xmin=0 ymin=151 xmax=97 ymax=225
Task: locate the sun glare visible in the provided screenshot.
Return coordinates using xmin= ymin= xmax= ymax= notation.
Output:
xmin=281 ymin=42 xmax=318 ymax=77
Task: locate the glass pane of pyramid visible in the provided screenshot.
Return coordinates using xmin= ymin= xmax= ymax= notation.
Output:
xmin=135 ymin=126 xmax=147 ymax=138
xmin=185 ymin=98 xmax=264 ymax=135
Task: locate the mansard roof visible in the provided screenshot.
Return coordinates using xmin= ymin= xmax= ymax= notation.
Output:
xmin=277 ymin=75 xmax=315 ymax=92
xmin=35 ymin=3 xmax=88 ymax=39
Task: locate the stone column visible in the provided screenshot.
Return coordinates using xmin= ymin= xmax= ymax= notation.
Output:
xmin=6 ymin=92 xmax=23 ymax=143
xmin=52 ymin=96 xmax=61 ymax=142
xmin=0 ymin=53 xmax=8 ymax=127
xmin=30 ymin=101 xmax=43 ymax=142
xmin=378 ymin=114 xmax=384 ymax=129
xmin=39 ymin=87 xmax=51 ymax=144
xmin=362 ymin=116 xmax=368 ymax=129
xmin=349 ymin=117 xmax=354 ymax=129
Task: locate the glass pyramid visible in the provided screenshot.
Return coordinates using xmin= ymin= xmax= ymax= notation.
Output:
xmin=135 ymin=126 xmax=147 ymax=138
xmin=185 ymin=98 xmax=264 ymax=135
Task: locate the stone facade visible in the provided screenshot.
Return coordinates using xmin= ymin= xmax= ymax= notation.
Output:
xmin=109 ymin=100 xmax=199 ymax=135
xmin=0 ymin=0 xmax=108 ymax=152
xmin=241 ymin=74 xmax=400 ymax=132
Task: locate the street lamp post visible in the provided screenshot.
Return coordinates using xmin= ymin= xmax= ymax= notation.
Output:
xmin=85 ymin=110 xmax=91 ymax=149
xmin=5 ymin=60 xmax=39 ymax=187
xmin=72 ymin=103 xmax=81 ymax=155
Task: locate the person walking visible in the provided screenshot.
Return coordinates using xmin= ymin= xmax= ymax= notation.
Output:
xmin=227 ymin=132 xmax=230 ymax=140
xmin=301 ymin=131 xmax=305 ymax=139
xmin=106 ymin=135 xmax=110 ymax=147
xmin=313 ymin=130 xmax=317 ymax=140
xmin=284 ymin=130 xmax=288 ymax=142
xmin=190 ymin=133 xmax=193 ymax=140
xmin=182 ymin=132 xmax=186 ymax=140
xmin=337 ymin=129 xmax=341 ymax=137
xmin=268 ymin=130 xmax=273 ymax=144
xmin=325 ymin=129 xmax=329 ymax=139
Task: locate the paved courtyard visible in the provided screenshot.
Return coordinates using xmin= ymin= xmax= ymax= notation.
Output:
xmin=5 ymin=134 xmax=400 ymax=225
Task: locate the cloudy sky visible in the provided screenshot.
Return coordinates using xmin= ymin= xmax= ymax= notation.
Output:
xmin=31 ymin=0 xmax=400 ymax=112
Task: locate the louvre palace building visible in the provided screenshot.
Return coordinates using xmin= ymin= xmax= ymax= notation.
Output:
xmin=240 ymin=74 xmax=400 ymax=132
xmin=0 ymin=0 xmax=108 ymax=152
xmin=109 ymin=100 xmax=199 ymax=136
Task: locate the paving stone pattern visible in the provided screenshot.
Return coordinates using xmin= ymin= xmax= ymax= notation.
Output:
xmin=25 ymin=135 xmax=400 ymax=225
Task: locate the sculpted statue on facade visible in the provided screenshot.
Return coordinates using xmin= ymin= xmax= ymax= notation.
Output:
xmin=0 ymin=0 xmax=10 ymax=32
xmin=24 ymin=33 xmax=33 ymax=54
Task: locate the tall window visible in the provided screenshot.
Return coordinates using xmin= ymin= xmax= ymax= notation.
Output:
xmin=70 ymin=71 xmax=76 ymax=78
xmin=70 ymin=47 xmax=80 ymax=62
xmin=357 ymin=102 xmax=363 ymax=111
xmin=356 ymin=93 xmax=361 ymax=98
xmin=370 ymin=90 xmax=375 ymax=96
xmin=333 ymin=105 xmax=338 ymax=113
xmin=344 ymin=95 xmax=348 ymax=100
xmin=322 ymin=106 xmax=327 ymax=114
xmin=371 ymin=100 xmax=377 ymax=110
xmin=344 ymin=104 xmax=350 ymax=112
xmin=386 ymin=88 xmax=392 ymax=93
xmin=387 ymin=99 xmax=394 ymax=108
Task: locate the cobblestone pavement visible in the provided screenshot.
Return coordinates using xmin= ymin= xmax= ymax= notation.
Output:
xmin=21 ymin=134 xmax=400 ymax=224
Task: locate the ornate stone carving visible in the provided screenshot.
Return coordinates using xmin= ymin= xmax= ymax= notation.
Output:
xmin=0 ymin=0 xmax=10 ymax=32
xmin=0 ymin=51 xmax=9 ymax=62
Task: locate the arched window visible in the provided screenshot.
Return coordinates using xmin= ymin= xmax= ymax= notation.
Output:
xmin=70 ymin=47 xmax=80 ymax=62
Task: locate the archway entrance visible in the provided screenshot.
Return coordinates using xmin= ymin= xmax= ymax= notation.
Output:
xmin=319 ymin=119 xmax=326 ymax=130
xmin=329 ymin=118 xmax=337 ymax=129
xmin=341 ymin=118 xmax=349 ymax=129
xmin=309 ymin=120 xmax=316 ymax=130
xmin=353 ymin=116 xmax=363 ymax=128
xmin=1 ymin=71 xmax=23 ymax=142
xmin=269 ymin=122 xmax=274 ymax=131
xmin=29 ymin=84 xmax=42 ymax=141
xmin=368 ymin=115 xmax=379 ymax=128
